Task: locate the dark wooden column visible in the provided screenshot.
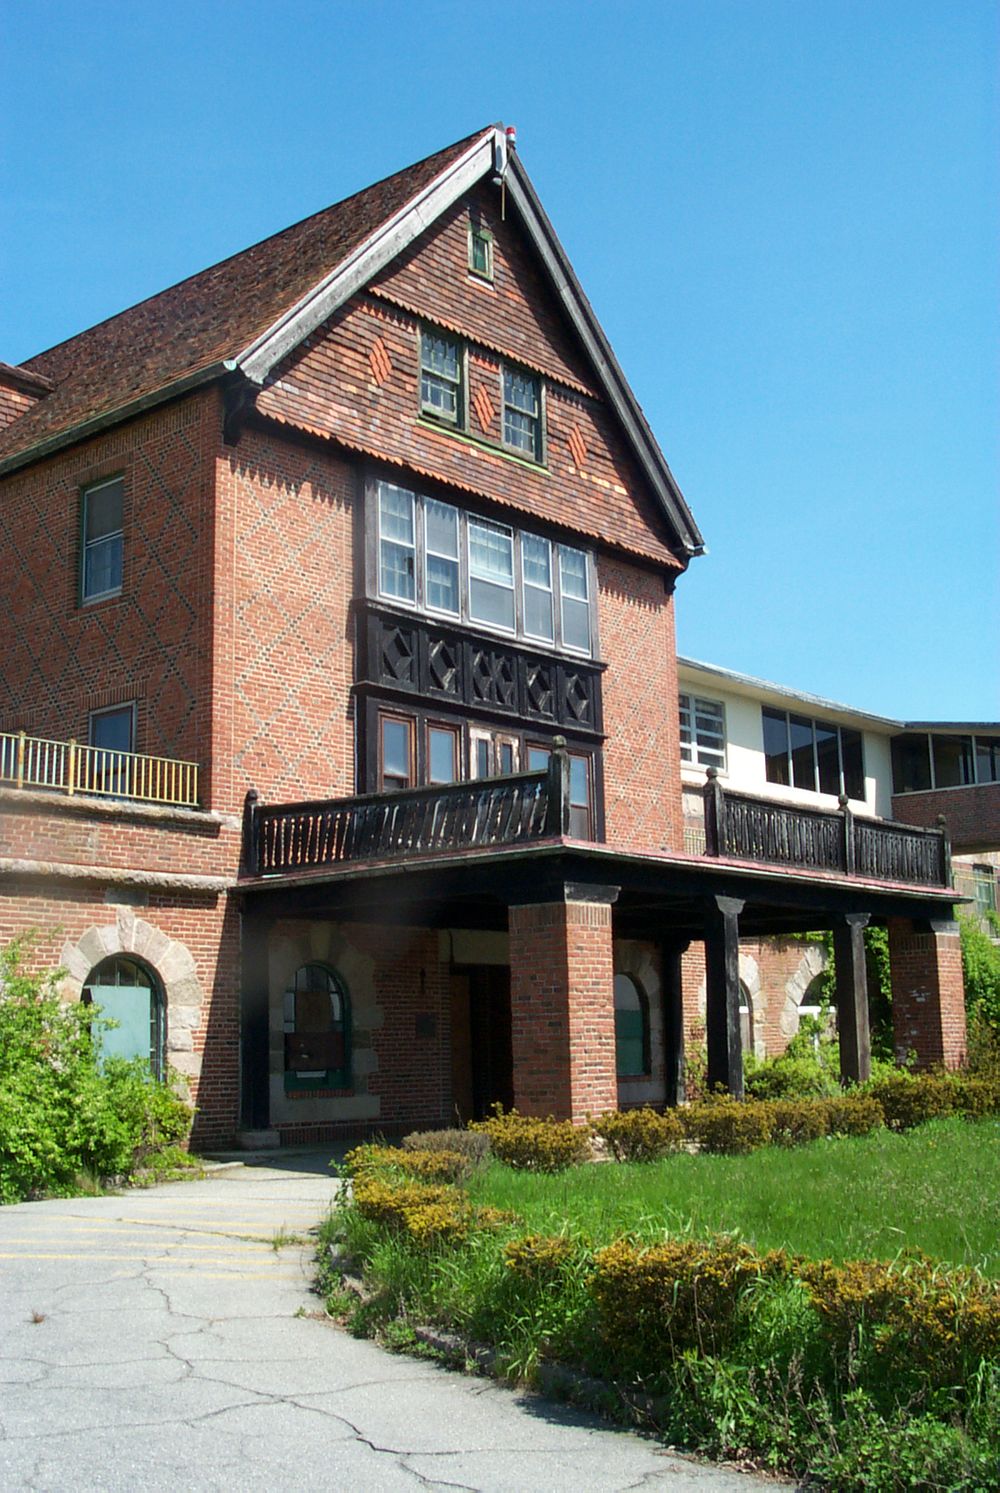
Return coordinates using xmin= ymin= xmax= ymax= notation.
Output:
xmin=704 ymin=896 xmax=745 ymax=1098
xmin=239 ymin=911 xmax=272 ymax=1133
xmin=833 ymin=913 xmax=871 ymax=1085
xmin=660 ymin=939 xmax=690 ymax=1107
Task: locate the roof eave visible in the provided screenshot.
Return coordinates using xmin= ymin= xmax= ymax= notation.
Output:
xmin=0 ymin=362 xmax=231 ymax=480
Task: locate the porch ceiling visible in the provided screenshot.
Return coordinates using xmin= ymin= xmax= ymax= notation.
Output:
xmin=237 ymin=840 xmax=961 ymax=940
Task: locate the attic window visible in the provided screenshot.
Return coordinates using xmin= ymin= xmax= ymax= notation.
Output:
xmin=468 ymin=221 xmax=493 ymax=281
xmin=420 ymin=331 xmax=462 ymax=424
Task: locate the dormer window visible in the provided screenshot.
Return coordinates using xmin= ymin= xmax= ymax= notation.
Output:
xmin=420 ymin=330 xmax=462 ymax=424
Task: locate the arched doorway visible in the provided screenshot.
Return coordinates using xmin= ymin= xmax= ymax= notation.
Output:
xmin=739 ymin=981 xmax=754 ymax=1056
xmin=83 ymin=956 xmax=165 ymax=1078
xmin=282 ymin=963 xmax=351 ymax=1092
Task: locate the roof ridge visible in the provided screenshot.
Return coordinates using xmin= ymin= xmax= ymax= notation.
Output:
xmin=22 ymin=125 xmax=496 ymax=374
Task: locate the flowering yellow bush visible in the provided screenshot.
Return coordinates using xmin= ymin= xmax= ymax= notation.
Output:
xmin=590 ymin=1106 xmax=684 ymax=1161
xmin=504 ymin=1233 xmax=576 ymax=1282
xmin=470 ymin=1106 xmax=591 ymax=1172
xmin=680 ymin=1095 xmax=773 ymax=1153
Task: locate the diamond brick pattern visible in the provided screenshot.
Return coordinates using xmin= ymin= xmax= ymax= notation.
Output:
xmin=567 ymin=426 xmax=588 ymax=470
xmin=369 ymin=337 xmax=392 ymax=386
xmin=472 ymin=383 xmax=495 ymax=435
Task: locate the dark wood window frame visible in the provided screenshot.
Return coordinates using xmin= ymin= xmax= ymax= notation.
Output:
xmin=762 ymin=706 xmax=865 ymax=802
xmin=416 ymin=321 xmax=548 ymax=469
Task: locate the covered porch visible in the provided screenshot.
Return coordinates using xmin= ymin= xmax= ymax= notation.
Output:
xmin=235 ymin=752 xmax=963 ymax=1136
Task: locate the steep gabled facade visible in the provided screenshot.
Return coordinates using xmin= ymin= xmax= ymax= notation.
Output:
xmin=1 ymin=128 xmax=967 ymax=1147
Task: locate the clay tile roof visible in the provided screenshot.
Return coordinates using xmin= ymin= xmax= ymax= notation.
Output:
xmin=0 ymin=127 xmax=492 ymax=470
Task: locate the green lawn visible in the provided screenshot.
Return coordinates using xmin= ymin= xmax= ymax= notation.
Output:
xmin=466 ymin=1115 xmax=1000 ymax=1272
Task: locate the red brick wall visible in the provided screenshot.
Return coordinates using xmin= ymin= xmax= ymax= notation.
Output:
xmin=0 ymin=383 xmax=37 ymax=433
xmin=509 ymin=898 xmax=616 ymax=1121
xmin=211 ymin=426 xmax=358 ymax=816
xmin=888 ymin=917 xmax=967 ymax=1069
xmin=599 ymin=557 xmax=682 ymax=851
xmin=0 ymin=879 xmax=240 ymax=1147
xmin=1 ymin=392 xmax=218 ymax=779
xmin=892 ymin=783 xmax=1000 ymax=856
xmin=359 ymin=925 xmax=453 ymax=1129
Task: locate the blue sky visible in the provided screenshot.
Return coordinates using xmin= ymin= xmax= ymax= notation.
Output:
xmin=3 ymin=0 xmax=996 ymax=719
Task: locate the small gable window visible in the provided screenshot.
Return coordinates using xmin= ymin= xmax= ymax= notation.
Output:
xmin=469 ymin=220 xmax=494 ymax=281
xmin=420 ymin=330 xmax=462 ymax=424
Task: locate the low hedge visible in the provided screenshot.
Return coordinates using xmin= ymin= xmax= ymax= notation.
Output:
xmin=469 ymin=1107 xmax=592 ymax=1172
xmin=590 ymin=1105 xmax=684 ymax=1161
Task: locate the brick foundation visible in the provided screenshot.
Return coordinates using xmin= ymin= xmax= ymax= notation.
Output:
xmin=508 ymin=896 xmax=616 ymax=1121
xmin=888 ymin=916 xmax=967 ymax=1069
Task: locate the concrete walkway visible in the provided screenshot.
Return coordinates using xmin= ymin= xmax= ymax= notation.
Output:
xmin=0 ymin=1155 xmax=791 ymax=1491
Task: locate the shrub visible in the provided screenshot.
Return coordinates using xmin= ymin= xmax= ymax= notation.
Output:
xmin=352 ymin=1174 xmax=473 ymax=1246
xmin=960 ymin=912 xmax=1000 ymax=1031
xmin=504 ymin=1233 xmax=577 ymax=1283
xmin=823 ymin=1091 xmax=885 ymax=1137
xmin=402 ymin=1127 xmax=491 ymax=1164
xmin=767 ymin=1098 xmax=829 ymax=1147
xmin=470 ymin=1107 xmax=592 ymax=1172
xmin=866 ymin=1072 xmax=958 ymax=1131
xmin=590 ymin=1106 xmax=684 ymax=1162
xmin=801 ymin=1252 xmax=1000 ymax=1392
xmin=681 ymin=1095 xmax=773 ymax=1154
xmin=0 ymin=940 xmax=192 ymax=1203
xmin=591 ymin=1236 xmax=790 ymax=1367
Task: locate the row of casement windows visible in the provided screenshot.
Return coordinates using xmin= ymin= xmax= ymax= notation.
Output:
xmin=378 ymin=482 xmax=594 ymax=654
xmin=378 ymin=711 xmax=594 ymax=839
xmin=891 ymin=732 xmax=1000 ymax=794
xmin=680 ymin=693 xmax=867 ymax=802
xmin=420 ymin=330 xmax=544 ymax=462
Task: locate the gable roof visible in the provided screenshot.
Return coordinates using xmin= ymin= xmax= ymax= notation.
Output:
xmin=1 ymin=126 xmax=703 ymax=558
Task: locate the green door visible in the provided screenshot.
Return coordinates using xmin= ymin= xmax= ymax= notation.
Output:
xmin=91 ymin=984 xmax=154 ymax=1065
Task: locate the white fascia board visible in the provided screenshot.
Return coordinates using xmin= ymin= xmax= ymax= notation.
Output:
xmin=677 ymin=656 xmax=903 ymax=734
xmin=234 ymin=131 xmax=501 ymax=386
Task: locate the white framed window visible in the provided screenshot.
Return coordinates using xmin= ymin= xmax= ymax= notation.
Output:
xmin=81 ymin=477 xmax=124 ymax=603
xmin=373 ymin=482 xmax=594 ymax=657
xmin=378 ymin=484 xmax=416 ymax=603
xmin=420 ymin=330 xmax=462 ymax=423
xmin=424 ymin=498 xmax=460 ymax=616
xmin=558 ymin=546 xmax=591 ymax=654
xmin=679 ymin=693 xmax=726 ymax=771
xmin=520 ymin=533 xmax=554 ymax=642
xmin=468 ymin=517 xmax=515 ymax=632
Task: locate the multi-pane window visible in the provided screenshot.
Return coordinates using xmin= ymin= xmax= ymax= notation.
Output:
xmin=374 ymin=483 xmax=594 ymax=656
xmin=679 ymin=693 xmax=726 ymax=770
xmin=283 ymin=963 xmax=350 ymax=1090
xmin=891 ymin=732 xmax=1000 ymax=793
xmin=417 ymin=324 xmax=546 ymax=464
xmin=762 ymin=707 xmax=865 ymax=801
xmin=503 ymin=368 xmax=541 ymax=459
xmin=420 ymin=331 xmax=462 ymax=423
xmin=424 ymin=499 xmax=459 ymax=615
xmin=468 ymin=518 xmax=515 ymax=631
xmin=82 ymin=477 xmax=124 ymax=602
xmin=378 ymin=484 xmax=416 ymax=602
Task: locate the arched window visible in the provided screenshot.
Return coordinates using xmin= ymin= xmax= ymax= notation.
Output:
xmin=797 ymin=974 xmax=835 ymax=1048
xmin=614 ymin=974 xmax=649 ymax=1078
xmin=83 ymin=956 xmax=165 ymax=1079
xmin=739 ymin=981 xmax=754 ymax=1056
xmin=283 ymin=964 xmax=350 ymax=1091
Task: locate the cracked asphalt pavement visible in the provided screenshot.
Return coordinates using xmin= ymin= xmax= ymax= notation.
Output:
xmin=0 ymin=1155 xmax=793 ymax=1491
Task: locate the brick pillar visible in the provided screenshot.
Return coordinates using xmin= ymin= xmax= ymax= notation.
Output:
xmin=888 ymin=916 xmax=966 ymax=1069
xmin=508 ymin=888 xmax=618 ymax=1122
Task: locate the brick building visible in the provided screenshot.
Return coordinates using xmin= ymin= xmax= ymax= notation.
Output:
xmin=0 ymin=126 xmax=968 ymax=1147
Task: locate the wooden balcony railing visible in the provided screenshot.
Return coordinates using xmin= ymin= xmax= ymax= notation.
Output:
xmin=242 ymin=749 xmax=573 ymax=877
xmin=0 ymin=730 xmax=200 ymax=809
xmin=703 ymin=769 xmax=951 ymax=888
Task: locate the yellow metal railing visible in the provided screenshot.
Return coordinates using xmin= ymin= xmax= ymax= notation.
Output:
xmin=0 ymin=730 xmax=200 ymax=808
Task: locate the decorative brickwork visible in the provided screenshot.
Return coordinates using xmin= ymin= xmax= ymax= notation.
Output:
xmin=508 ymin=896 xmax=616 ymax=1121
xmin=888 ymin=917 xmax=967 ymax=1069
